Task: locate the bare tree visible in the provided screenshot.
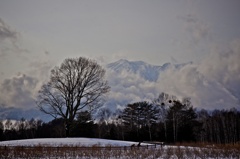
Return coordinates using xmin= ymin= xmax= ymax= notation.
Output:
xmin=37 ymin=57 xmax=110 ymax=136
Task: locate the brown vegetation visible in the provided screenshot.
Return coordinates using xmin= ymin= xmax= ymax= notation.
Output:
xmin=0 ymin=143 xmax=239 ymax=159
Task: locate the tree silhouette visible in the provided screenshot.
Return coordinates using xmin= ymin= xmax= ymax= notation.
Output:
xmin=37 ymin=57 xmax=110 ymax=136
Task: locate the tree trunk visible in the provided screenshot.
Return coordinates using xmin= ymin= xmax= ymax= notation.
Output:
xmin=164 ymin=121 xmax=167 ymax=141
xmin=65 ymin=124 xmax=70 ymax=137
xmin=148 ymin=125 xmax=152 ymax=141
xmin=65 ymin=121 xmax=72 ymax=137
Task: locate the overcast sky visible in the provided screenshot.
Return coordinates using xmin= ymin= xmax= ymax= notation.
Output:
xmin=0 ymin=0 xmax=240 ymax=111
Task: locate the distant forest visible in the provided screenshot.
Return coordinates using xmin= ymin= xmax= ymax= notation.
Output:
xmin=0 ymin=93 xmax=240 ymax=144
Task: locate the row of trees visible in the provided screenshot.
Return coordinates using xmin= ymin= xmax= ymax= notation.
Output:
xmin=118 ymin=93 xmax=201 ymax=142
xmin=1 ymin=92 xmax=240 ymax=144
xmin=197 ymin=108 xmax=240 ymax=144
xmin=119 ymin=94 xmax=240 ymax=144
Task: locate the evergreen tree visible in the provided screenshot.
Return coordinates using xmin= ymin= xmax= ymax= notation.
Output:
xmin=121 ymin=101 xmax=159 ymax=141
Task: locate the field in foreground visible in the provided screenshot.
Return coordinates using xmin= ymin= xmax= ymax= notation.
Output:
xmin=0 ymin=138 xmax=240 ymax=159
xmin=0 ymin=138 xmax=142 ymax=147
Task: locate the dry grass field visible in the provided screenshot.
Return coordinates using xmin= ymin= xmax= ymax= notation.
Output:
xmin=0 ymin=142 xmax=240 ymax=159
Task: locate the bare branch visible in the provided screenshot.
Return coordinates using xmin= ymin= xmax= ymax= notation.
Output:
xmin=36 ymin=57 xmax=110 ymax=136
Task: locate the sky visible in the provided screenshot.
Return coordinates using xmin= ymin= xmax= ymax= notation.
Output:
xmin=0 ymin=0 xmax=240 ymax=114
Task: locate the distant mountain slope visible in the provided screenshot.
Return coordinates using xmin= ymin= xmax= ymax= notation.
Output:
xmin=106 ymin=59 xmax=191 ymax=82
xmin=107 ymin=59 xmax=163 ymax=81
xmin=0 ymin=105 xmax=52 ymax=122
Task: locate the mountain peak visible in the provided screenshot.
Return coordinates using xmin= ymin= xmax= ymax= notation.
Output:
xmin=110 ymin=59 xmax=147 ymax=66
xmin=115 ymin=59 xmax=129 ymax=64
xmin=106 ymin=59 xmax=193 ymax=82
xmin=107 ymin=59 xmax=153 ymax=68
xmin=107 ymin=59 xmax=162 ymax=82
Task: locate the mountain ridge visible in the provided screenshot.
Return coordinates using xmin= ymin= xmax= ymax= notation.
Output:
xmin=106 ymin=59 xmax=192 ymax=82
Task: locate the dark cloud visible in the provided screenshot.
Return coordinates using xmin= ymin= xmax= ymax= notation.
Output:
xmin=180 ymin=14 xmax=198 ymax=23
xmin=0 ymin=18 xmax=17 ymax=41
xmin=0 ymin=17 xmax=29 ymax=61
xmin=44 ymin=51 xmax=50 ymax=55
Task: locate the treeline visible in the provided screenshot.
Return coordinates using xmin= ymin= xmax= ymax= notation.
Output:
xmin=0 ymin=93 xmax=240 ymax=144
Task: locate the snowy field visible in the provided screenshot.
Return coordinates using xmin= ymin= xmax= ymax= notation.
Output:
xmin=0 ymin=138 xmax=239 ymax=159
xmin=0 ymin=137 xmax=143 ymax=147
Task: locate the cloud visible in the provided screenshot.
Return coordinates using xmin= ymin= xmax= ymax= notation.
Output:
xmin=1 ymin=38 xmax=239 ymax=113
xmin=0 ymin=18 xmax=41 ymax=110
xmin=105 ymin=69 xmax=157 ymax=110
xmin=0 ymin=18 xmax=17 ymax=41
xmin=1 ymin=41 xmax=239 ymax=114
xmin=44 ymin=51 xmax=50 ymax=55
xmin=156 ymin=63 xmax=238 ymax=110
xmin=198 ymin=39 xmax=240 ymax=104
xmin=105 ymin=39 xmax=240 ymax=110
xmin=0 ymin=57 xmax=53 ymax=110
xmin=0 ymin=17 xmax=29 ymax=62
xmin=154 ymin=39 xmax=240 ymax=110
xmin=0 ymin=73 xmax=39 ymax=109
xmin=181 ymin=14 xmax=210 ymax=44
xmin=170 ymin=56 xmax=178 ymax=64
xmin=27 ymin=59 xmax=53 ymax=82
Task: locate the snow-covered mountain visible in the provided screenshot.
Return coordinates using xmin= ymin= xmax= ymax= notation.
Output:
xmin=107 ymin=59 xmax=164 ymax=82
xmin=106 ymin=59 xmax=191 ymax=82
xmin=103 ymin=59 xmax=195 ymax=112
xmin=105 ymin=59 xmax=240 ymax=112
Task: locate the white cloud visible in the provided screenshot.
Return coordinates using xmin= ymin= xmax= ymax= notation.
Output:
xmin=198 ymin=39 xmax=240 ymax=104
xmin=105 ymin=69 xmax=157 ymax=110
xmin=0 ymin=74 xmax=39 ymax=109
xmin=156 ymin=63 xmax=238 ymax=110
xmin=154 ymin=39 xmax=240 ymax=109
xmin=0 ymin=53 xmax=53 ymax=107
